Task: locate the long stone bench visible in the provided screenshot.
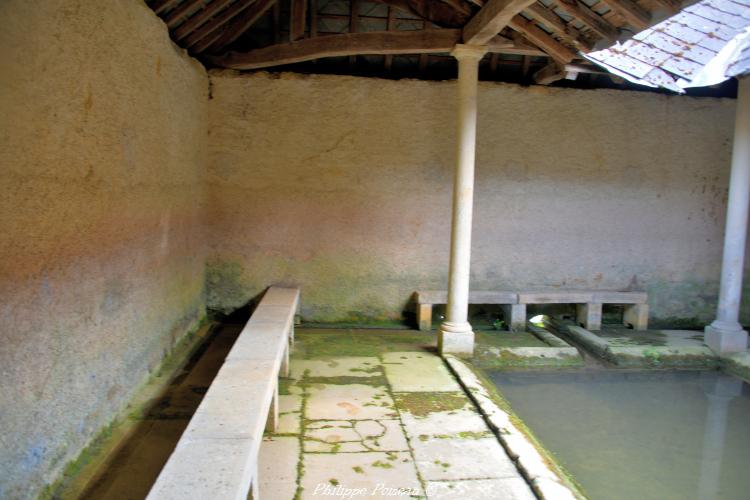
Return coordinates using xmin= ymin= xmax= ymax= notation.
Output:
xmin=415 ymin=290 xmax=517 ymax=331
xmin=147 ymin=286 xmax=300 ymax=500
xmin=415 ymin=289 xmax=648 ymax=332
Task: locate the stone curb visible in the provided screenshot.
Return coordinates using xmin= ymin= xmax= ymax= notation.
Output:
xmin=443 ymin=355 xmax=580 ymax=500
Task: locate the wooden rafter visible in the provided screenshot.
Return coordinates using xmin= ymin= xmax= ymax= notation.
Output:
xmin=597 ymin=0 xmax=650 ymax=31
xmin=368 ymin=0 xmax=471 ymax=28
xmin=182 ymin=0 xmax=255 ymax=48
xmin=208 ymin=28 xmax=547 ymax=70
xmin=508 ymin=15 xmax=577 ymax=63
xmin=208 ymin=29 xmax=465 ymax=69
xmin=290 ymin=0 xmax=307 ymax=41
xmin=152 ymin=0 xmax=182 ymax=15
xmin=525 ymin=3 xmax=593 ymax=51
xmin=174 ymin=0 xmax=234 ymax=41
xmin=463 ymin=0 xmax=537 ymax=44
xmin=533 ymin=61 xmax=566 ymax=83
xmin=199 ymin=0 xmax=277 ymax=53
xmin=164 ymin=0 xmax=205 ymax=29
xmin=547 ymin=0 xmax=619 ymax=41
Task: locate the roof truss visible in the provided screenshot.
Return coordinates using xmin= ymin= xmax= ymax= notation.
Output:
xmin=146 ymin=0 xmax=671 ymax=83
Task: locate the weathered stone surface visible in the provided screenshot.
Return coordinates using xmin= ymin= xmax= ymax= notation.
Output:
xmin=400 ymin=405 xmax=487 ymax=437
xmin=277 ymin=412 xmax=301 ymax=435
xmin=0 ymin=1 xmax=209 ymax=495
xmin=410 ymin=437 xmax=519 ymax=480
xmin=426 ymin=478 xmax=535 ymax=499
xmin=259 ymin=436 xmax=299 ymax=500
xmin=306 ymin=384 xmax=396 ymax=420
xmin=291 ymin=357 xmax=381 ymax=380
xmin=207 ymin=71 xmax=735 ymax=327
xmin=300 ymin=452 xmax=422 ymax=499
xmin=382 ymin=352 xmax=461 ymax=392
xmin=355 ymin=420 xmax=410 ymax=451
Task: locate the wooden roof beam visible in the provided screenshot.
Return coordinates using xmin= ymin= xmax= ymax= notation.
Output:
xmin=173 ymin=0 xmax=234 ymax=40
xmin=207 ymin=29 xmax=464 ymax=69
xmin=596 ymin=0 xmax=650 ymax=31
xmin=463 ymin=0 xmax=538 ymax=44
xmin=547 ymin=0 xmax=619 ymax=41
xmin=525 ymin=3 xmax=593 ymax=51
xmin=164 ymin=0 xmax=205 ymax=29
xmin=152 ymin=0 xmax=182 ymax=15
xmin=508 ymin=15 xmax=577 ymax=63
xmin=368 ymin=0 xmax=471 ymax=28
xmin=198 ymin=0 xmax=277 ymax=53
xmin=181 ymin=0 xmax=256 ymax=48
xmin=290 ymin=0 xmax=307 ymax=41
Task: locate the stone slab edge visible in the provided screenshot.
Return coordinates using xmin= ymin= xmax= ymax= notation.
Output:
xmin=720 ymin=351 xmax=750 ymax=382
xmin=443 ymin=355 xmax=584 ymax=500
xmin=527 ymin=324 xmax=575 ymax=348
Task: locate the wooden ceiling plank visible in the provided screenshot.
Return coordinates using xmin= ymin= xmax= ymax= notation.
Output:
xmin=368 ymin=0 xmax=471 ymax=28
xmin=596 ymin=0 xmax=650 ymax=31
xmin=153 ymin=0 xmax=182 ymax=15
xmin=547 ymin=0 xmax=619 ymax=41
xmin=207 ymin=29 xmax=463 ymax=69
xmin=463 ymin=0 xmax=538 ymax=44
xmin=290 ymin=0 xmax=307 ymax=41
xmin=182 ymin=0 xmax=255 ymax=47
xmin=174 ymin=0 xmax=234 ymax=40
xmin=508 ymin=15 xmax=577 ymax=63
xmin=165 ymin=0 xmax=206 ymax=28
xmin=525 ymin=3 xmax=593 ymax=51
xmin=201 ymin=0 xmax=277 ymax=52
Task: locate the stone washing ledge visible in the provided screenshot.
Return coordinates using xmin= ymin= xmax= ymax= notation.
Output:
xmin=721 ymin=351 xmax=750 ymax=382
xmin=473 ymin=325 xmax=584 ymax=369
xmin=563 ymin=325 xmax=718 ymax=369
xmin=444 ymin=355 xmax=583 ymax=500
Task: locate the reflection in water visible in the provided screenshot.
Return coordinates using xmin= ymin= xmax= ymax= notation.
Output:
xmin=489 ymin=370 xmax=750 ymax=500
xmin=698 ymin=373 xmax=742 ymax=500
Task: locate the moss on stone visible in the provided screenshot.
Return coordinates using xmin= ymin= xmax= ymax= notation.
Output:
xmin=295 ymin=329 xmax=434 ymax=359
xmin=41 ymin=317 xmax=211 ymax=500
xmin=393 ymin=392 xmax=467 ymax=417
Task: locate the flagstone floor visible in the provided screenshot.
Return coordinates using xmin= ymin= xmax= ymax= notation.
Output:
xmin=260 ymin=329 xmax=535 ymax=499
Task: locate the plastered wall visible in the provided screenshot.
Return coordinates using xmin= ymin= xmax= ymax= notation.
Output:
xmin=0 ymin=1 xmax=208 ymax=497
xmin=207 ymin=71 xmax=739 ymax=326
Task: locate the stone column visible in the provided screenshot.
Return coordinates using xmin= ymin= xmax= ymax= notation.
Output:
xmin=705 ymin=77 xmax=750 ymax=354
xmin=439 ymin=44 xmax=487 ymax=356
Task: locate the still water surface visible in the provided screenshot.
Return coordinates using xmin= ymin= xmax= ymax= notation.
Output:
xmin=489 ymin=370 xmax=750 ymax=500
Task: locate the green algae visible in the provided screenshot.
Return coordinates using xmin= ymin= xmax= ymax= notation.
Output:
xmin=371 ymin=460 xmax=393 ymax=469
xmin=41 ymin=316 xmax=211 ymax=500
xmin=393 ymin=392 xmax=467 ymax=417
xmin=294 ymin=329 xmax=435 ymax=359
xmin=352 ymin=466 xmax=364 ymax=474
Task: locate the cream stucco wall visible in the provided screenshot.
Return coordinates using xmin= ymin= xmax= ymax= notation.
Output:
xmin=207 ymin=71 xmax=738 ymax=326
xmin=0 ymin=1 xmax=208 ymax=497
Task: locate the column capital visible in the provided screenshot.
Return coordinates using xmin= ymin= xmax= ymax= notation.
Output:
xmin=451 ymin=44 xmax=488 ymax=61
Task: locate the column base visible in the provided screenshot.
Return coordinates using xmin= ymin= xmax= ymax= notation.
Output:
xmin=704 ymin=321 xmax=748 ymax=354
xmin=438 ymin=321 xmax=474 ymax=357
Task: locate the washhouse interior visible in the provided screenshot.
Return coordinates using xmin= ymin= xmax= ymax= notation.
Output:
xmin=4 ymin=0 xmax=750 ymax=499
